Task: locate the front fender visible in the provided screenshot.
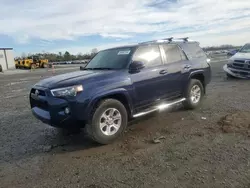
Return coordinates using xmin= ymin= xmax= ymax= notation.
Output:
xmin=86 ymin=88 xmax=133 ymax=119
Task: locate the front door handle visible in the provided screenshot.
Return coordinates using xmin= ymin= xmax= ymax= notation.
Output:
xmin=159 ymin=69 xmax=168 ymax=75
xmin=183 ymin=64 xmax=191 ymax=69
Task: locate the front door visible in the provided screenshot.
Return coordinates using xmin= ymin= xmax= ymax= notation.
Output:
xmin=129 ymin=44 xmax=166 ymax=111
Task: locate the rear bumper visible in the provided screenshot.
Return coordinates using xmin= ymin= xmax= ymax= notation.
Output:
xmin=223 ymin=64 xmax=250 ymax=79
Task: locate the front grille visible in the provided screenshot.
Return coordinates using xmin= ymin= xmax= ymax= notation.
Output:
xmin=233 ymin=63 xmax=244 ymax=68
xmin=30 ymin=98 xmax=48 ymax=110
xmin=234 ymin=60 xmax=245 ymax=63
xmin=232 ymin=59 xmax=250 ymax=71
xmin=31 ymin=88 xmax=46 ymax=96
xmin=30 ymin=88 xmax=48 ymax=110
xmin=231 ymin=70 xmax=250 ymax=76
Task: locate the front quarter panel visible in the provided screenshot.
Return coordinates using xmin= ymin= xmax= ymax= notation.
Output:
xmin=76 ymin=71 xmax=134 ymax=120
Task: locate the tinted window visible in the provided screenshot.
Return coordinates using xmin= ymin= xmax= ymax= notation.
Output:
xmin=133 ymin=45 xmax=162 ymax=67
xmin=162 ymin=44 xmax=184 ymax=64
xmin=86 ymin=47 xmax=133 ymax=69
xmin=181 ymin=42 xmax=206 ymax=59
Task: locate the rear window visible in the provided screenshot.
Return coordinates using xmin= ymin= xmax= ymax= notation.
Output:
xmin=181 ymin=42 xmax=206 ymax=59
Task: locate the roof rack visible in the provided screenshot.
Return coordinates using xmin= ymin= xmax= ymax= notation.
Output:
xmin=139 ymin=37 xmax=190 ymax=44
xmin=176 ymin=37 xmax=189 ymax=42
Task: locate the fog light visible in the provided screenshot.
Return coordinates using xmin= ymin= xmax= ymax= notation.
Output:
xmin=64 ymin=107 xmax=70 ymax=115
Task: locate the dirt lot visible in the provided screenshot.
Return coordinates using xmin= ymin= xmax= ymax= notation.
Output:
xmin=0 ymin=59 xmax=250 ymax=188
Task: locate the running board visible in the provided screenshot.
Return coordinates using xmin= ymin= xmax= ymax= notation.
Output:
xmin=133 ymin=98 xmax=186 ymax=118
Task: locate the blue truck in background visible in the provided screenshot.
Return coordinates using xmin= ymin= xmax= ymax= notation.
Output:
xmin=30 ymin=37 xmax=211 ymax=144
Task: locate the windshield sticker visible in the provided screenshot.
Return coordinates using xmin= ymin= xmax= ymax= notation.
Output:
xmin=118 ymin=50 xmax=131 ymax=55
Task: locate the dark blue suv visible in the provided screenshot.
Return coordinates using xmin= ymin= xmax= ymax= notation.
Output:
xmin=30 ymin=37 xmax=211 ymax=144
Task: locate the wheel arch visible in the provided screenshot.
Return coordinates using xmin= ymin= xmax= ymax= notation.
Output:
xmin=87 ymin=89 xmax=133 ymax=120
xmin=188 ymin=71 xmax=206 ymax=94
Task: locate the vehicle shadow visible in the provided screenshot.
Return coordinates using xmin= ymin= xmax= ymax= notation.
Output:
xmin=48 ymin=105 xmax=186 ymax=155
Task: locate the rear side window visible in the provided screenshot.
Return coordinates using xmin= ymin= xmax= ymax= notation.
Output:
xmin=133 ymin=45 xmax=162 ymax=67
xmin=162 ymin=44 xmax=186 ymax=64
xmin=181 ymin=42 xmax=206 ymax=59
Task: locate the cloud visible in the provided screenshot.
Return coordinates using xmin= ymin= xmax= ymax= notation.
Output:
xmin=51 ymin=41 xmax=136 ymax=55
xmin=100 ymin=33 xmax=133 ymax=39
xmin=0 ymin=0 xmax=249 ymax=50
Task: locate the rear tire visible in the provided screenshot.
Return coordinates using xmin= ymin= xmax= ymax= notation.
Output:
xmin=85 ymin=99 xmax=128 ymax=144
xmin=183 ymin=79 xmax=204 ymax=110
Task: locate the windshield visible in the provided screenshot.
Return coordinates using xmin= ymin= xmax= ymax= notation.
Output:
xmin=239 ymin=44 xmax=250 ymax=53
xmin=85 ymin=47 xmax=134 ymax=69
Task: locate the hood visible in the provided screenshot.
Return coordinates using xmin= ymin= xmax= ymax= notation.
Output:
xmin=35 ymin=70 xmax=115 ymax=88
xmin=231 ymin=52 xmax=250 ymax=60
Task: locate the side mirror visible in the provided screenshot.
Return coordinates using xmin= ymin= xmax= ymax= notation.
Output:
xmin=129 ymin=61 xmax=145 ymax=73
xmin=80 ymin=66 xmax=85 ymax=70
xmin=80 ymin=64 xmax=87 ymax=70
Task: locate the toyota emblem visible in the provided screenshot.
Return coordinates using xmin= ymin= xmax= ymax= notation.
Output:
xmin=35 ymin=90 xmax=39 ymax=96
xmin=245 ymin=60 xmax=250 ymax=64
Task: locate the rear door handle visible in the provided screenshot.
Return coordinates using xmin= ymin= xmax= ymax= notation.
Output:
xmin=159 ymin=70 xmax=168 ymax=75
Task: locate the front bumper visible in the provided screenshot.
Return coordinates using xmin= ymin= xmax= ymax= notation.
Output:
xmin=30 ymin=86 xmax=88 ymax=128
xmin=223 ymin=64 xmax=250 ymax=79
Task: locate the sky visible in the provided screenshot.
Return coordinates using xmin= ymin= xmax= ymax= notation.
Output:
xmin=0 ymin=0 xmax=250 ymax=56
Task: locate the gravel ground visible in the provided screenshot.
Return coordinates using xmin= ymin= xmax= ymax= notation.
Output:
xmin=0 ymin=59 xmax=250 ymax=188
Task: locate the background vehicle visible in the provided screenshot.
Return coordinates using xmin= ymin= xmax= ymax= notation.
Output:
xmin=15 ymin=56 xmax=48 ymax=69
xmin=227 ymin=49 xmax=239 ymax=56
xmin=30 ymin=37 xmax=211 ymax=144
xmin=224 ymin=43 xmax=250 ymax=78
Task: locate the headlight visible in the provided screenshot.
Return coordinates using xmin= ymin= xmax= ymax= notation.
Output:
xmin=51 ymin=85 xmax=83 ymax=97
xmin=228 ymin=59 xmax=234 ymax=64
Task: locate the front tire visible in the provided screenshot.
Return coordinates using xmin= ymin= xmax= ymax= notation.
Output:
xmin=85 ymin=99 xmax=128 ymax=144
xmin=183 ymin=79 xmax=204 ymax=110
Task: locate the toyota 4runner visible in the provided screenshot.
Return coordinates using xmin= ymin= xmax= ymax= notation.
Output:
xmin=30 ymin=37 xmax=211 ymax=144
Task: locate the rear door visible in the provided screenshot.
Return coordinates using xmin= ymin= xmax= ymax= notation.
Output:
xmin=180 ymin=42 xmax=211 ymax=84
xmin=159 ymin=44 xmax=190 ymax=99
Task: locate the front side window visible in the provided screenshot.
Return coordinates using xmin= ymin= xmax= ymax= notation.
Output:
xmin=86 ymin=47 xmax=134 ymax=69
xmin=239 ymin=44 xmax=250 ymax=53
xmin=132 ymin=45 xmax=162 ymax=67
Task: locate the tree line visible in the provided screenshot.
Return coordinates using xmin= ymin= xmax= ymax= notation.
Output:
xmin=16 ymin=44 xmax=242 ymax=62
xmin=16 ymin=48 xmax=98 ymax=62
xmin=202 ymin=45 xmax=242 ymax=51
